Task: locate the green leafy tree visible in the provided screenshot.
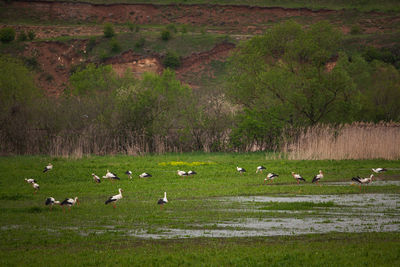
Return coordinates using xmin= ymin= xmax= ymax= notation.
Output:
xmin=69 ymin=63 xmax=119 ymax=95
xmin=0 ymin=27 xmax=16 ymax=43
xmin=103 ymin=23 xmax=115 ymax=38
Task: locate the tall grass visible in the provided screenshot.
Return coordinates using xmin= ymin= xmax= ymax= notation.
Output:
xmin=283 ymin=122 xmax=400 ymax=160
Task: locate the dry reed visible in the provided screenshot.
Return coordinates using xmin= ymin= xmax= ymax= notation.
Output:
xmin=282 ymin=122 xmax=400 ymax=160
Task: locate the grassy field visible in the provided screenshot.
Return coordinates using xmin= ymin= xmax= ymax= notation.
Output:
xmin=0 ymin=153 xmax=399 ymax=265
xmin=45 ymin=0 xmax=400 ymax=12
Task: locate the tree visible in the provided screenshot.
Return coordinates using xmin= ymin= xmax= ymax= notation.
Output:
xmin=0 ymin=27 xmax=15 ymax=43
xmin=103 ymin=23 xmax=115 ymax=38
xmin=69 ymin=63 xmax=119 ymax=95
xmin=227 ymin=21 xmax=359 ymax=126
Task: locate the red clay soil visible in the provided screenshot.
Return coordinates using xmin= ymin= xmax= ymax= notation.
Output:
xmin=4 ymin=1 xmax=399 ymax=95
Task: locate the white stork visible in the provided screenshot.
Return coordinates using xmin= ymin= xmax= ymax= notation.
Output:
xmin=92 ymin=173 xmax=101 ymax=183
xmin=43 ymin=163 xmax=53 ymax=173
xmin=256 ymin=166 xmax=266 ymax=173
xmin=264 ymin=173 xmax=279 ymax=184
xmin=45 ymin=197 xmax=60 ymax=210
xmin=312 ymin=170 xmax=324 ymax=186
xmin=177 ymin=170 xmax=188 ymax=177
xmin=188 ymin=170 xmax=197 ymax=176
xmin=125 ymin=170 xmax=133 ymax=179
xmin=372 ymin=168 xmax=387 ymax=173
xmin=157 ymin=192 xmax=168 ymax=210
xmin=102 ymin=170 xmax=120 ymax=182
xmin=25 ymin=178 xmax=36 ymax=184
xmin=32 ymin=182 xmax=40 ymax=194
xmin=236 ymin=166 xmax=246 ymax=175
xmin=291 ymin=172 xmax=306 ymax=184
xmin=139 ymin=172 xmax=152 ymax=178
xmin=60 ymin=197 xmax=79 ymax=212
xmin=105 ymin=188 xmax=123 ymax=208
xmin=352 ymin=174 xmax=374 ymax=192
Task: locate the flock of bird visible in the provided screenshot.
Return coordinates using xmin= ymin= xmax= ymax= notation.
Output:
xmin=237 ymin=165 xmax=387 ymax=191
xmin=24 ymin=163 xmax=387 ymax=212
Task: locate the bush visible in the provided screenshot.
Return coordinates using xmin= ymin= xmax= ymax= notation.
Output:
xmin=103 ymin=23 xmax=115 ymax=38
xmin=17 ymin=31 xmax=27 ymax=42
xmin=161 ymin=30 xmax=171 ymax=41
xmin=109 ymin=37 xmax=121 ymax=53
xmin=166 ymin=24 xmax=177 ymax=33
xmin=350 ymin=24 xmax=362 ymax=35
xmin=163 ymin=51 xmax=181 ymax=69
xmin=135 ymin=37 xmax=145 ymax=48
xmin=0 ymin=27 xmax=16 ymax=43
xmin=27 ymin=30 xmax=35 ymax=40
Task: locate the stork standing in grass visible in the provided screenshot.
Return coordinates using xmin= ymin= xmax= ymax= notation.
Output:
xmin=45 ymin=197 xmax=60 ymax=210
xmin=32 ymin=182 xmax=40 ymax=194
xmin=157 ymin=192 xmax=168 ymax=210
xmin=139 ymin=172 xmax=152 ymax=178
xmin=352 ymin=174 xmax=374 ymax=192
xmin=92 ymin=173 xmax=101 ymax=183
xmin=105 ymin=188 xmax=123 ymax=208
xmin=312 ymin=170 xmax=324 ymax=186
xmin=177 ymin=170 xmax=188 ymax=177
xmin=256 ymin=166 xmax=266 ymax=173
xmin=25 ymin=178 xmax=36 ymax=184
xmin=291 ymin=172 xmax=306 ymax=184
xmin=125 ymin=170 xmax=133 ymax=179
xmin=43 ymin=163 xmax=53 ymax=173
xmin=372 ymin=168 xmax=387 ymax=173
xmin=264 ymin=173 xmax=279 ymax=184
xmin=236 ymin=167 xmax=246 ymax=175
xmin=61 ymin=197 xmax=79 ymax=212
xmin=188 ymin=170 xmax=197 ymax=176
xmin=102 ymin=170 xmax=120 ymax=182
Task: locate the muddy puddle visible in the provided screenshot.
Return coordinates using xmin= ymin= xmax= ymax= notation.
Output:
xmin=324 ymin=180 xmax=400 ymax=186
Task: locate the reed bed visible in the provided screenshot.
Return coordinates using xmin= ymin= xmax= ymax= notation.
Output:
xmin=283 ymin=122 xmax=400 ymax=160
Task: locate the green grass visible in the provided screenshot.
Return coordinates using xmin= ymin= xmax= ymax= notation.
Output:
xmin=42 ymin=0 xmax=400 ymax=12
xmin=0 ymin=153 xmax=399 ymax=265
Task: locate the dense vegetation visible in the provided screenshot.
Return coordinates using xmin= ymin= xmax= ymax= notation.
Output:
xmin=1 ymin=20 xmax=399 ymax=155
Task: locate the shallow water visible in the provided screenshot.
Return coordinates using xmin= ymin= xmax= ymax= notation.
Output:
xmin=125 ymin=193 xmax=400 ymax=239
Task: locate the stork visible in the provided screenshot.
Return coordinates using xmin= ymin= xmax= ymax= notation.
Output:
xmin=102 ymin=170 xmax=120 ymax=182
xmin=92 ymin=173 xmax=101 ymax=183
xmin=43 ymin=163 xmax=53 ymax=173
xmin=236 ymin=166 xmax=246 ymax=175
xmin=139 ymin=172 xmax=152 ymax=178
xmin=177 ymin=170 xmax=188 ymax=177
xmin=125 ymin=170 xmax=133 ymax=179
xmin=32 ymin=182 xmax=40 ymax=194
xmin=352 ymin=174 xmax=374 ymax=192
xmin=264 ymin=173 xmax=279 ymax=184
xmin=291 ymin=172 xmax=306 ymax=184
xmin=45 ymin=197 xmax=60 ymax=210
xmin=60 ymin=197 xmax=79 ymax=212
xmin=372 ymin=168 xmax=387 ymax=173
xmin=105 ymin=188 xmax=123 ymax=208
xmin=188 ymin=170 xmax=197 ymax=176
xmin=25 ymin=178 xmax=36 ymax=184
xmin=256 ymin=166 xmax=266 ymax=173
xmin=157 ymin=192 xmax=168 ymax=210
xmin=312 ymin=170 xmax=324 ymax=186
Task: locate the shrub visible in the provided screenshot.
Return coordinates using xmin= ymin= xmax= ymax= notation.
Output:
xmin=27 ymin=30 xmax=35 ymax=40
xmin=17 ymin=31 xmax=27 ymax=42
xmin=163 ymin=51 xmax=181 ymax=69
xmin=0 ymin=27 xmax=16 ymax=43
xmin=103 ymin=23 xmax=115 ymax=38
xmin=350 ymin=24 xmax=362 ymax=35
xmin=135 ymin=37 xmax=145 ymax=48
xmin=161 ymin=30 xmax=171 ymax=41
xmin=110 ymin=37 xmax=121 ymax=53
